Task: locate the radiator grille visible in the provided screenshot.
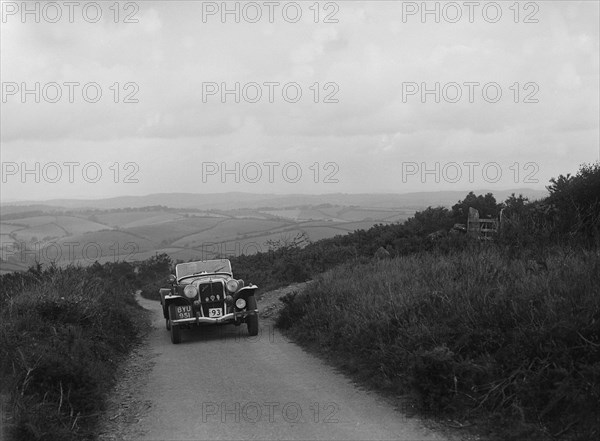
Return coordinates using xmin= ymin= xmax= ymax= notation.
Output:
xmin=197 ymin=281 xmax=226 ymax=317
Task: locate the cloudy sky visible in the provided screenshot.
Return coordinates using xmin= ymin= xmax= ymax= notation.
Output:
xmin=1 ymin=0 xmax=598 ymax=201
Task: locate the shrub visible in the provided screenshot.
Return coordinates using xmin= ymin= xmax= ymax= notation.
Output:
xmin=277 ymin=247 xmax=600 ymax=440
xmin=0 ymin=263 xmax=148 ymax=441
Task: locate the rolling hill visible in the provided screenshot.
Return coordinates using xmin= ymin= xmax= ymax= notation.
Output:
xmin=0 ymin=189 xmax=548 ymax=273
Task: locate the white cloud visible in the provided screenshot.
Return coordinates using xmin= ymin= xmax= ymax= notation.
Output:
xmin=556 ymin=64 xmax=582 ymax=89
xmin=141 ymin=8 xmax=163 ymax=33
xmin=1 ymin=1 xmax=598 ymax=200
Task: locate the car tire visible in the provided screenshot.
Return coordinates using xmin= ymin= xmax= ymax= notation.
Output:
xmin=168 ymin=306 xmax=181 ymax=344
xmin=246 ymin=296 xmax=259 ymax=336
xmin=166 ymin=318 xmax=171 ymax=331
xmin=170 ymin=323 xmax=181 ymax=344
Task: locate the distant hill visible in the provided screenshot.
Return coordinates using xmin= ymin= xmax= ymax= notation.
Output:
xmin=0 ymin=189 xmax=549 ymax=273
xmin=1 ymin=189 xmax=548 ymax=212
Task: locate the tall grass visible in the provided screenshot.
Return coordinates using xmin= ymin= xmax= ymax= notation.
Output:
xmin=0 ymin=263 xmax=147 ymax=441
xmin=277 ymin=246 xmax=600 ymax=440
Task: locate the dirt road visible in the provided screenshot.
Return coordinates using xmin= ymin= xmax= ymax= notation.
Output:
xmin=98 ymin=285 xmax=457 ymax=441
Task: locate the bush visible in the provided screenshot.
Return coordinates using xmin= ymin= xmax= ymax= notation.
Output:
xmin=138 ymin=253 xmax=173 ymax=301
xmin=277 ymin=247 xmax=600 ymax=440
xmin=0 ymin=263 xmax=148 ymax=441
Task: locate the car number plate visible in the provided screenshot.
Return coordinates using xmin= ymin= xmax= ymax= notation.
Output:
xmin=175 ymin=305 xmax=192 ymax=319
xmin=208 ymin=308 xmax=223 ymax=318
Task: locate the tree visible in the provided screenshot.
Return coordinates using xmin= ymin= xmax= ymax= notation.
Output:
xmin=265 ymin=232 xmax=310 ymax=252
xmin=451 ymin=192 xmax=501 ymax=222
xmin=546 ymin=162 xmax=600 ymax=240
xmin=404 ymin=206 xmax=454 ymax=236
xmin=502 ymin=193 xmax=529 ymax=219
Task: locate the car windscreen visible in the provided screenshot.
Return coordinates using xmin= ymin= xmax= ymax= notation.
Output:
xmin=175 ymin=259 xmax=232 ymax=280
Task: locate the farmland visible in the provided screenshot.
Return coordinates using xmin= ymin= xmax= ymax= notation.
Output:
xmin=0 ymin=202 xmax=415 ymax=273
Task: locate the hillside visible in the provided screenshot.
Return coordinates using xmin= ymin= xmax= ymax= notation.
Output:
xmin=1 ymin=163 xmax=597 ymax=441
xmin=0 ymin=204 xmax=412 ymax=273
xmin=0 ymin=189 xmax=548 ymax=273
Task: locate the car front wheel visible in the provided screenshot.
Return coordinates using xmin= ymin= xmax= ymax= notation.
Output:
xmin=168 ymin=306 xmax=181 ymax=344
xmin=246 ymin=296 xmax=259 ymax=336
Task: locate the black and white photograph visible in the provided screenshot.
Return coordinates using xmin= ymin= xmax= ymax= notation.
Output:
xmin=1 ymin=1 xmax=599 ymax=440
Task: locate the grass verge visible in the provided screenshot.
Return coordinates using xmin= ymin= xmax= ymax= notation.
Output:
xmin=0 ymin=263 xmax=149 ymax=441
xmin=277 ymin=246 xmax=600 ymax=440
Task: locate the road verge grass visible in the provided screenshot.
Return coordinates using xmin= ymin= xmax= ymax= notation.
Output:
xmin=0 ymin=263 xmax=149 ymax=441
xmin=277 ymin=246 xmax=600 ymax=440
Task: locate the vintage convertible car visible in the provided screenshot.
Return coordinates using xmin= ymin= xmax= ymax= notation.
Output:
xmin=159 ymin=259 xmax=258 ymax=344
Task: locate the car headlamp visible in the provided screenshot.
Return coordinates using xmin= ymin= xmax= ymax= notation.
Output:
xmin=226 ymin=279 xmax=240 ymax=293
xmin=235 ymin=298 xmax=246 ymax=309
xmin=183 ymin=285 xmax=198 ymax=299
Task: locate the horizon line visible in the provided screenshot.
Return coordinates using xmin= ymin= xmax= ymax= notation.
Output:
xmin=1 ymin=187 xmax=550 ymax=206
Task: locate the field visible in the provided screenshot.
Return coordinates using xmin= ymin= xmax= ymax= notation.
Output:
xmin=0 ymin=205 xmax=415 ymax=273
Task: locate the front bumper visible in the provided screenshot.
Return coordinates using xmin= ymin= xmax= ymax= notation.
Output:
xmin=170 ymin=309 xmax=258 ymax=326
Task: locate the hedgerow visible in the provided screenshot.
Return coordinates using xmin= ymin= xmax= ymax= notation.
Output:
xmin=0 ymin=262 xmax=149 ymax=441
xmin=277 ymin=247 xmax=600 ymax=440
